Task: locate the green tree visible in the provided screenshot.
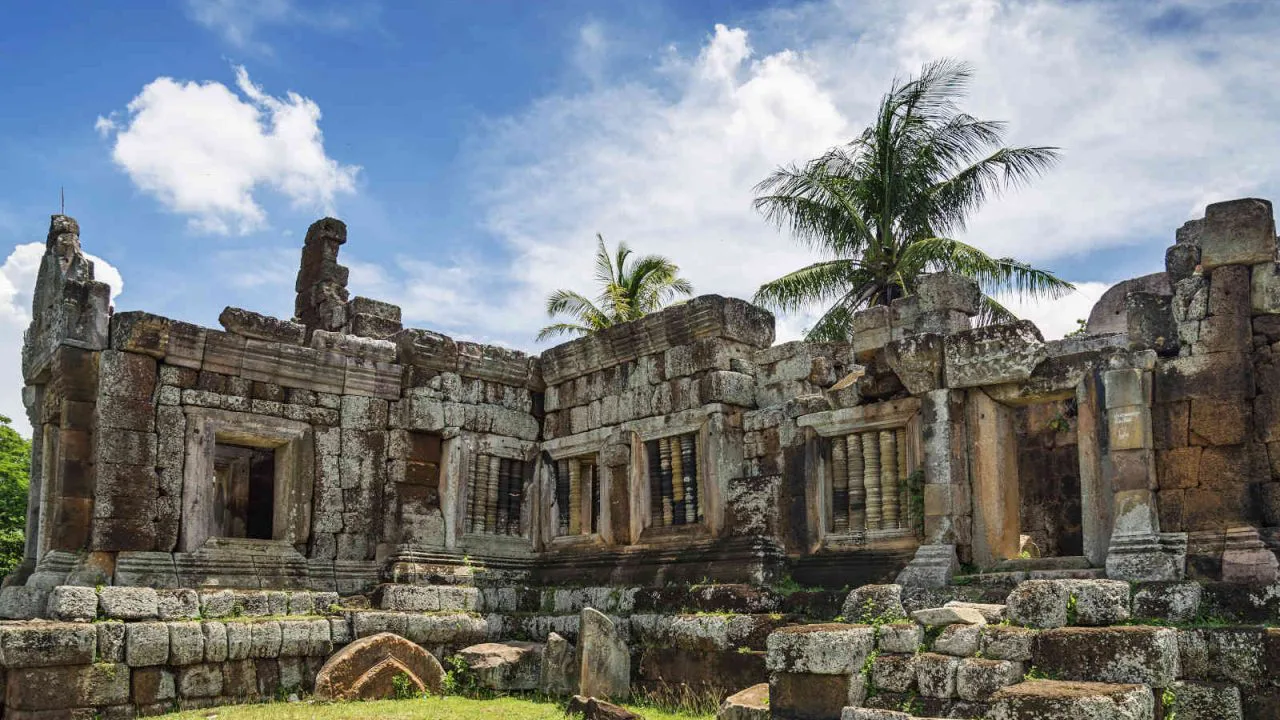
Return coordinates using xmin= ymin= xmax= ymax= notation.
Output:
xmin=0 ymin=415 xmax=29 ymax=577
xmin=537 ymin=234 xmax=694 ymax=341
xmin=752 ymin=59 xmax=1073 ymax=340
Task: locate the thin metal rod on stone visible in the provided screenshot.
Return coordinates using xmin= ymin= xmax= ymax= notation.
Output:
xmin=847 ymin=434 xmax=865 ymax=532
xmin=831 ymin=437 xmax=849 ymax=533
xmin=864 ymin=431 xmax=881 ymax=531
xmin=880 ymin=430 xmax=899 ymax=529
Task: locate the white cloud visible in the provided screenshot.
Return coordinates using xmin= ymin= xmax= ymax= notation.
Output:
xmin=997 ymin=282 xmax=1110 ymax=341
xmin=185 ymin=0 xmax=378 ymax=53
xmin=0 ymin=243 xmax=124 ymax=436
xmin=420 ymin=1 xmax=1280 ymax=349
xmin=97 ymin=66 xmax=358 ymax=235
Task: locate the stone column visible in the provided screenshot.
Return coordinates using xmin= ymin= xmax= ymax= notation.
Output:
xmin=896 ymin=389 xmax=965 ymax=588
xmin=1103 ymin=364 xmax=1186 ymax=580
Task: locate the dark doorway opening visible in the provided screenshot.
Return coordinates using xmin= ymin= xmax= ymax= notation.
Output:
xmin=214 ymin=444 xmax=276 ymax=540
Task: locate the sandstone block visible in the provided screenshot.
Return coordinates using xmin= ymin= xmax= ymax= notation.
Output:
xmin=876 ymin=623 xmax=923 ymax=654
xmin=989 ymin=679 xmax=1154 ymax=720
xmin=911 ymin=606 xmax=986 ymax=627
xmin=125 ymin=622 xmax=170 ymax=667
xmin=944 ymin=320 xmax=1046 ymax=389
xmin=168 ymin=621 xmax=204 ymax=665
xmin=842 ymin=584 xmax=905 ymax=624
xmin=943 ymin=601 xmax=1007 ymax=623
xmin=439 ymin=586 xmax=481 ymax=612
xmin=98 ymin=621 xmax=126 ymax=663
xmin=871 ymin=653 xmax=917 ymax=693
xmin=314 ymin=632 xmax=446 ymax=700
xmin=177 ymin=663 xmax=224 ymax=698
xmin=1167 ymin=680 xmax=1242 ymax=720
xmin=1033 ymin=626 xmax=1178 ymax=687
xmin=0 ymin=587 xmax=50 ymax=620
xmin=5 ymin=663 xmax=130 ymax=711
xmin=353 ymin=611 xmax=408 ymax=639
xmin=933 ymin=623 xmax=982 ymax=657
xmin=771 ymin=671 xmax=865 ymax=720
xmin=981 ymin=626 xmax=1037 ymax=662
xmin=219 ymin=307 xmax=306 ymax=345
xmin=956 ymin=657 xmax=1022 ymax=702
xmin=47 ymin=585 xmax=98 ymax=622
xmin=225 ymin=621 xmax=252 ymax=661
xmin=222 ymin=658 xmax=258 ymax=698
xmin=1203 ymin=627 xmax=1264 ymax=687
xmin=914 ymin=652 xmax=959 ymax=698
xmin=375 ymin=583 xmax=440 ymax=612
xmin=1006 ymin=580 xmax=1069 ymax=629
xmin=199 ymin=589 xmax=236 ymax=618
xmin=0 ymin=623 xmax=97 ymax=667
xmin=1200 ymin=198 xmax=1277 ymax=270
xmin=157 ymin=589 xmax=199 ymax=620
xmin=250 ymin=620 xmax=282 ymax=658
xmin=540 ymin=632 xmax=578 ymax=696
xmin=202 ymin=621 xmax=228 ymax=663
xmin=579 ymin=607 xmax=630 ymax=701
xmin=131 ymin=667 xmax=176 ymax=705
xmin=1132 ymin=582 xmax=1201 ymax=624
xmin=720 ymin=683 xmax=768 ymax=720
xmin=99 ymin=586 xmax=159 ymax=620
xmin=765 ymin=623 xmax=875 ymax=675
xmin=1062 ymin=579 xmax=1131 ymax=626
xmin=460 ymin=641 xmax=544 ymax=691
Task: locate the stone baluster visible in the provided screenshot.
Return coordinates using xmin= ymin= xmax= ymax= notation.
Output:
xmin=831 ymin=437 xmax=848 ymax=533
xmin=847 ymin=434 xmax=865 ymax=532
xmin=864 ymin=432 xmax=882 ymax=531
xmin=568 ymin=459 xmax=581 ymax=535
xmin=880 ymin=430 xmax=899 ymax=529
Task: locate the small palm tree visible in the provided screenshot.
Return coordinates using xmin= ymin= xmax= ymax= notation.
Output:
xmin=753 ymin=58 xmax=1074 ymax=341
xmin=537 ymin=234 xmax=694 ymax=341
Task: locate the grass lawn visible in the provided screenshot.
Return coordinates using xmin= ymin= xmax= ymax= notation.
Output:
xmin=154 ymin=695 xmax=716 ymax=720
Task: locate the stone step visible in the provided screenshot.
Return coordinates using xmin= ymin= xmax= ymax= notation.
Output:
xmin=990 ymin=555 xmax=1092 ymax=572
xmin=989 ymin=679 xmax=1154 ymax=719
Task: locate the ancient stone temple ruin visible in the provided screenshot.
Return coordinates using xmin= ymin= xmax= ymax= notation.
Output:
xmin=4 ymin=198 xmax=1280 ymax=719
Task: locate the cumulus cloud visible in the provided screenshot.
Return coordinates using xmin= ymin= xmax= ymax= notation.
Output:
xmin=418 ymin=0 xmax=1280 ymax=349
xmin=0 ymin=243 xmax=124 ymax=435
xmin=97 ymin=66 xmax=358 ymax=235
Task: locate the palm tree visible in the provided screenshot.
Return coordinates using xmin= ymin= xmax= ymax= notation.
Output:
xmin=753 ymin=58 xmax=1073 ymax=341
xmin=537 ymin=234 xmax=694 ymax=341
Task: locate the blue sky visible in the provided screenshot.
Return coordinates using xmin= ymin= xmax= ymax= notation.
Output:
xmin=3 ymin=0 xmax=1280 ymax=433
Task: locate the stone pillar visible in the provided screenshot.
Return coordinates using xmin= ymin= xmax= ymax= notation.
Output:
xmin=968 ymin=389 xmax=1020 ymax=567
xmin=1076 ymin=369 xmax=1112 ymax=568
xmin=896 ymin=389 xmax=966 ymax=587
xmin=1103 ymin=363 xmax=1186 ymax=580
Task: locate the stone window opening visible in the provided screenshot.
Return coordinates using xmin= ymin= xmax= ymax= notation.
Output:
xmin=553 ymin=456 xmax=600 ymax=537
xmin=465 ymin=454 xmax=527 ymax=537
xmin=213 ymin=443 xmax=276 ymax=540
xmin=645 ymin=432 xmax=702 ymax=529
xmin=824 ymin=427 xmax=916 ymax=538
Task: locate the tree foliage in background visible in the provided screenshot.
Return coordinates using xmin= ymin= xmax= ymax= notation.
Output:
xmin=0 ymin=415 xmax=29 ymax=577
xmin=752 ymin=58 xmax=1074 ymax=341
xmin=537 ymin=234 xmax=694 ymax=341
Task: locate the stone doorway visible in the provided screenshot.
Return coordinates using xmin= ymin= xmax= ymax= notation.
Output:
xmin=213 ymin=444 xmax=276 ymax=540
xmin=1013 ymin=400 xmax=1084 ymax=559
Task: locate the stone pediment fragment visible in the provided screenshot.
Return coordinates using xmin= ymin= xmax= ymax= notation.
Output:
xmin=943 ymin=320 xmax=1046 ymax=389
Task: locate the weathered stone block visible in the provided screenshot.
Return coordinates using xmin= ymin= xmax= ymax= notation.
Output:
xmin=5 ymin=663 xmax=130 ymax=711
xmin=771 ymin=671 xmax=864 ymax=720
xmin=842 ymin=584 xmax=905 ymax=624
xmin=157 ymin=589 xmax=200 ymax=620
xmin=100 ymin=586 xmax=159 ymax=620
xmin=0 ymin=623 xmax=97 ymax=667
xmin=98 ymin=621 xmax=126 ymax=663
xmin=0 ymin=587 xmax=50 ymax=620
xmin=202 ymin=621 xmax=228 ymax=663
xmin=956 ymin=657 xmax=1022 ymax=702
xmin=1062 ymin=579 xmax=1131 ymax=626
xmin=989 ymin=679 xmax=1154 ymax=720
xmin=871 ymin=653 xmax=917 ymax=693
xmin=374 ymin=584 xmax=440 ymax=612
xmin=126 ymin=622 xmax=170 ymax=667
xmin=1006 ymin=580 xmax=1070 ymax=629
xmin=876 ymin=623 xmax=923 ymax=654
xmin=765 ymin=624 xmax=875 ymax=675
xmin=199 ymin=590 xmax=236 ymax=618
xmin=177 ymin=663 xmax=224 ymax=698
xmin=912 ymin=606 xmax=986 ymax=627
xmin=1033 ymin=626 xmax=1178 ymax=687
xmin=167 ymin=621 xmax=204 ymax=665
xmin=1200 ymin=198 xmax=1276 ymax=270
xmin=47 ymin=585 xmax=98 ymax=622
xmin=579 ymin=607 xmax=629 ymax=701
xmin=1132 ymin=582 xmax=1201 ymax=623
xmin=314 ymin=632 xmax=446 ymax=701
xmin=219 ymin=306 xmax=305 ymax=344
xmin=884 ymin=334 xmax=944 ymax=394
xmin=915 ymin=652 xmax=959 ymax=698
xmin=934 ymin=623 xmax=982 ymax=656
xmin=460 ymin=641 xmax=543 ymax=691
xmin=944 ymin=320 xmax=1046 ymax=389
xmin=1167 ymin=680 xmax=1242 ymax=720
xmin=981 ymin=626 xmax=1036 ymax=662
xmin=250 ymin=620 xmax=283 ymax=658
xmin=132 ymin=667 xmax=176 ymax=705
xmin=225 ymin=621 xmax=252 ymax=661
